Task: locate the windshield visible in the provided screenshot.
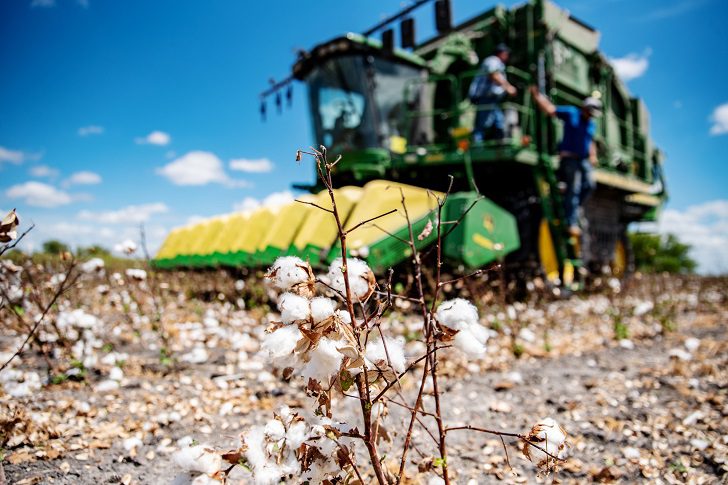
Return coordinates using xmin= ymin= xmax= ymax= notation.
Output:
xmin=306 ymin=55 xmax=425 ymax=153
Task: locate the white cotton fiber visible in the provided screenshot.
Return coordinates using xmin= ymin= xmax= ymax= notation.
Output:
xmin=310 ymin=297 xmax=336 ymax=324
xmin=299 ymin=338 xmax=344 ymax=383
xmin=269 ymin=256 xmax=310 ymax=291
xmin=174 ymin=444 xmax=223 ymax=475
xmin=436 ymin=298 xmax=479 ymax=330
xmin=278 ymin=292 xmax=310 ymax=324
xmin=366 ymin=336 xmax=407 ymax=373
xmin=327 ymin=257 xmax=373 ymax=301
xmin=524 ymin=417 xmax=568 ymax=464
xmin=261 ymin=325 xmax=301 ymax=365
xmin=453 ymin=327 xmax=487 ymax=358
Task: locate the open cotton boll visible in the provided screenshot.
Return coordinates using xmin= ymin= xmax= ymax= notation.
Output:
xmin=174 ymin=444 xmax=223 ymax=475
xmin=310 ymin=297 xmax=336 ymax=324
xmin=335 ymin=309 xmax=352 ymax=325
xmin=123 ymin=436 xmax=143 ymax=452
xmin=366 ymin=336 xmax=407 ymax=373
xmin=125 ymin=268 xmax=147 ymax=281
xmin=253 ymin=464 xmax=285 ymax=485
xmin=453 ymin=327 xmax=487 ymax=358
xmin=268 ymin=256 xmax=312 ymax=291
xmin=263 ymin=419 xmax=286 ymax=442
xmin=261 ymin=325 xmax=301 ymax=365
xmin=191 ymin=474 xmax=223 ymax=485
xmin=523 ymin=417 xmax=568 ymax=465
xmin=467 ymin=321 xmax=490 ymax=346
xmin=436 ymin=298 xmax=479 ymax=330
xmin=244 ymin=426 xmax=267 ymax=469
xmin=327 ymin=257 xmax=375 ymax=301
xmin=278 ymin=292 xmax=310 ymax=324
xmin=285 ymin=420 xmax=308 ymax=450
xmin=80 ymin=257 xmax=105 ymax=273
xmin=300 ymin=338 xmax=344 ymax=383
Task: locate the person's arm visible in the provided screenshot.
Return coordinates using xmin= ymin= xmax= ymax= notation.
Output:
xmin=589 ymin=140 xmax=598 ymax=166
xmin=529 ymin=85 xmax=556 ymax=117
xmin=491 ymin=72 xmax=517 ymax=96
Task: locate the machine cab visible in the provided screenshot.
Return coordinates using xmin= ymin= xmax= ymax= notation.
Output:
xmin=293 ymin=34 xmax=429 ymax=164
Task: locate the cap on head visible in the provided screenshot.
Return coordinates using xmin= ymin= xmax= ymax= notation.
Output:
xmin=494 ymin=43 xmax=511 ymax=54
xmin=582 ymin=97 xmax=603 ymax=117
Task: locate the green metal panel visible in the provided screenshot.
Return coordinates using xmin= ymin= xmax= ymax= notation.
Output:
xmin=442 ymin=193 xmax=520 ymax=268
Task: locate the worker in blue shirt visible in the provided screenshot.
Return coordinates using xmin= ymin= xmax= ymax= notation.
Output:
xmin=530 ymin=85 xmax=603 ymax=236
xmin=468 ymin=44 xmax=517 ymax=141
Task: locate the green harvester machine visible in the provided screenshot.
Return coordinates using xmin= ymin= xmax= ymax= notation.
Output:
xmin=155 ymin=0 xmax=666 ymax=287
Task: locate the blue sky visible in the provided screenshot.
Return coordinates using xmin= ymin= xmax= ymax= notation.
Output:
xmin=1 ymin=0 xmax=727 ymax=270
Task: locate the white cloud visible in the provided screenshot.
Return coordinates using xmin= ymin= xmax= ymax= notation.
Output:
xmin=233 ymin=197 xmax=261 ymax=212
xmin=0 ymin=146 xmax=40 ymax=165
xmin=709 ymin=102 xmax=728 ymax=136
xmin=78 ymin=125 xmax=104 ymax=136
xmin=637 ymin=199 xmax=728 ymax=274
xmin=136 ymin=130 xmax=171 ymax=146
xmin=29 ymin=165 xmax=59 ymax=178
xmin=65 ymin=171 xmax=102 ymax=186
xmin=233 ymin=190 xmax=293 ymax=212
xmin=229 ymin=158 xmax=274 ymax=173
xmin=186 ymin=215 xmax=208 ymax=225
xmin=5 ymin=181 xmax=72 ymax=208
xmin=77 ymin=202 xmax=169 ymax=224
xmin=157 ymin=150 xmax=248 ymax=187
xmin=609 ymin=50 xmax=650 ymax=82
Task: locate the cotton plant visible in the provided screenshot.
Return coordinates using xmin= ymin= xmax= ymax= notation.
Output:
xmin=173 ymin=147 xmax=569 ymax=483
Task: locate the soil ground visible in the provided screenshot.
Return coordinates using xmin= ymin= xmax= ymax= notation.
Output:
xmin=1 ymin=273 xmax=726 ymax=484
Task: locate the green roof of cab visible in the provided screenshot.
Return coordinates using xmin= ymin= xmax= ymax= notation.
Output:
xmin=292 ymin=33 xmax=428 ymax=80
xmin=343 ymin=33 xmax=428 ymax=67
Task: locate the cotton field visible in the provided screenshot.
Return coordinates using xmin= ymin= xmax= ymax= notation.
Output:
xmin=1 ymin=249 xmax=726 ymax=483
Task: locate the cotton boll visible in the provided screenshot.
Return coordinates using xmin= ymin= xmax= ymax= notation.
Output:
xmin=191 ymin=474 xmax=223 ymax=485
xmin=81 ymin=257 xmax=105 ymax=273
xmin=299 ymin=338 xmax=344 ymax=383
xmin=335 ymin=309 xmax=352 ymax=325
xmin=633 ymin=300 xmax=654 ymax=317
xmin=263 ymin=419 xmax=286 ymax=442
xmin=453 ymin=328 xmax=486 ymax=358
xmin=125 ymin=268 xmax=147 ymax=281
xmin=467 ymin=321 xmax=490 ymax=346
xmin=253 ymin=464 xmax=285 ymax=485
xmin=523 ymin=417 xmax=568 ymax=465
xmin=261 ymin=325 xmax=301 ymax=365
xmin=244 ymin=426 xmax=267 ymax=469
xmin=436 ymin=298 xmax=479 ymax=330
xmin=174 ymin=445 xmax=223 ymax=475
xmin=109 ymin=366 xmax=124 ymax=382
xmin=310 ymin=297 xmax=336 ymax=324
xmin=285 ymin=421 xmax=308 ymax=450
xmin=123 ymin=436 xmax=143 ymax=452
xmin=268 ymin=256 xmax=312 ymax=291
xmin=365 ymin=337 xmax=406 ymax=373
xmin=278 ymin=293 xmax=310 ymax=324
xmin=327 ymin=258 xmax=375 ymax=301
xmin=684 ymin=337 xmax=700 ymax=352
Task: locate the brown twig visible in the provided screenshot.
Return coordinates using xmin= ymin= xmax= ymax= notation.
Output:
xmin=0 ymin=259 xmax=79 ymax=373
xmin=0 ymin=222 xmax=35 ymax=257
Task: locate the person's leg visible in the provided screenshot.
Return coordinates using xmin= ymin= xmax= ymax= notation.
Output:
xmin=491 ymin=107 xmax=505 ymax=139
xmin=473 ymin=105 xmax=489 ymax=142
xmin=578 ymin=158 xmax=596 ymax=205
xmin=561 ymin=157 xmax=580 ymax=228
